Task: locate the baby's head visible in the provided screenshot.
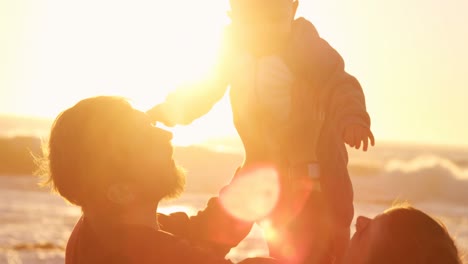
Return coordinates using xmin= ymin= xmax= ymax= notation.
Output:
xmin=228 ymin=0 xmax=298 ymax=54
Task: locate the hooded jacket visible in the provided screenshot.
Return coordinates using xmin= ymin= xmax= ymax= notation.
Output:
xmin=156 ymin=17 xmax=371 ymax=248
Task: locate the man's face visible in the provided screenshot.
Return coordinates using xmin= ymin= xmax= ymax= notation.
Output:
xmin=108 ymin=109 xmax=185 ymax=203
xmin=229 ymin=0 xmax=297 ymax=52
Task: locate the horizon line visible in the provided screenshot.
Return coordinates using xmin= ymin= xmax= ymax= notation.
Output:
xmin=1 ymin=113 xmax=467 ymax=151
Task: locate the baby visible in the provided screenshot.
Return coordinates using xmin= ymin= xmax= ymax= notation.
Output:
xmin=148 ymin=0 xmax=374 ymax=263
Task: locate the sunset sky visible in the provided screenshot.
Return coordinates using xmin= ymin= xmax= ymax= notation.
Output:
xmin=1 ymin=0 xmax=467 ymax=147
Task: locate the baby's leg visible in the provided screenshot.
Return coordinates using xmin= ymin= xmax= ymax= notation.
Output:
xmin=263 ymin=172 xmax=348 ymax=264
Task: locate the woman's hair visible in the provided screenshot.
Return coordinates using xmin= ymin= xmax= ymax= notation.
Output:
xmin=36 ymin=96 xmax=145 ymax=206
xmin=367 ymin=204 xmax=462 ymax=264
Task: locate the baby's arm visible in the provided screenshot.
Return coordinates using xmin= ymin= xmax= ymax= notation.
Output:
xmin=148 ymin=75 xmax=229 ymax=126
xmin=148 ymin=30 xmax=232 ymax=126
xmin=320 ymin=51 xmax=374 ymax=151
xmin=289 ymin=18 xmax=374 ymax=151
xmin=324 ymin=54 xmax=374 ymax=151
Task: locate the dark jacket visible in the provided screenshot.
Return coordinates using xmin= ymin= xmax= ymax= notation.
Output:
xmin=65 ymin=216 xmax=235 ymax=264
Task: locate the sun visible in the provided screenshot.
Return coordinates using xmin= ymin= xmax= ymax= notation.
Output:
xmin=125 ymin=0 xmax=231 ymax=110
xmin=1 ymin=0 xmax=236 ymax=145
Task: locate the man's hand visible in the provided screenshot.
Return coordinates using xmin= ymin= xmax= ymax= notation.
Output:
xmin=343 ymin=124 xmax=375 ymax=151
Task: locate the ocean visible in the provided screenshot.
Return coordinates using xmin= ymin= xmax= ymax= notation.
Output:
xmin=0 ymin=143 xmax=467 ymax=263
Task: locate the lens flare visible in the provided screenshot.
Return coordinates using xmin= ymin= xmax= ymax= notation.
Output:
xmin=260 ymin=219 xmax=301 ymax=263
xmin=259 ymin=219 xmax=278 ymax=242
xmin=219 ymin=165 xmax=280 ymax=222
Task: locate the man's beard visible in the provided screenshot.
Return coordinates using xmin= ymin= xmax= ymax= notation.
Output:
xmin=139 ymin=161 xmax=186 ymax=202
xmin=160 ymin=163 xmax=186 ymax=200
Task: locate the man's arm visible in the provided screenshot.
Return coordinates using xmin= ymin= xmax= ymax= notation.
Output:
xmin=158 ymin=197 xmax=253 ymax=257
xmin=158 ymin=222 xmax=276 ymax=264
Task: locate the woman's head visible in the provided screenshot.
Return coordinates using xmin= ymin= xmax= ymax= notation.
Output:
xmin=345 ymin=205 xmax=462 ymax=264
xmin=38 ymin=96 xmax=185 ymax=210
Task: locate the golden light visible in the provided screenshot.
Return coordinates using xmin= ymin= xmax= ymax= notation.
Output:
xmin=259 ymin=219 xmax=299 ymax=263
xmin=259 ymin=219 xmax=279 ymax=243
xmin=0 ymin=0 xmax=236 ymax=145
xmin=158 ymin=205 xmax=197 ymax=216
xmin=219 ymin=165 xmax=280 ymax=222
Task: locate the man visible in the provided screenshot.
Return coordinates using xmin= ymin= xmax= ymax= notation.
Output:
xmin=38 ymin=96 xmax=275 ymax=264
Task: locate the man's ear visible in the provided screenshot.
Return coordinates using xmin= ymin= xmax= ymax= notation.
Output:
xmin=107 ymin=184 xmax=135 ymax=205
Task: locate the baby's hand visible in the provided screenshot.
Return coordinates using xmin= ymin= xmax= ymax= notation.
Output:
xmin=343 ymin=124 xmax=375 ymax=151
xmin=146 ymin=104 xmax=164 ymax=124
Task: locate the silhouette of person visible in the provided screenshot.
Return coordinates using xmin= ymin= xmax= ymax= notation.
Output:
xmin=148 ymin=0 xmax=374 ymax=263
xmin=344 ymin=205 xmax=462 ymax=264
xmin=39 ymin=96 xmax=277 ymax=264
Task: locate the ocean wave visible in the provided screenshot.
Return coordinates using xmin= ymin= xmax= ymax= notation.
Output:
xmin=352 ymin=155 xmax=468 ymax=205
xmin=385 ymin=155 xmax=468 ymax=180
xmin=0 ymin=243 xmax=64 ymax=251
